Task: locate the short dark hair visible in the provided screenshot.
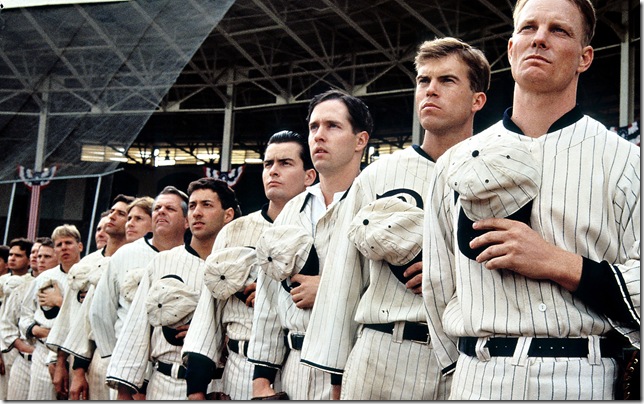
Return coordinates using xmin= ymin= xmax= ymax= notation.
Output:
xmin=35 ymin=236 xmax=49 ymax=244
xmin=187 ymin=177 xmax=242 ymax=219
xmin=0 ymin=245 xmax=8 ymax=263
xmin=306 ymin=89 xmax=374 ymax=136
xmin=414 ymin=37 xmax=491 ymax=93
xmin=513 ymin=0 xmax=596 ymax=46
xmin=9 ymin=237 xmax=34 ymax=255
xmin=267 ymin=130 xmax=314 ymax=171
xmin=112 ymin=194 xmax=135 ymax=206
xmin=39 ymin=237 xmax=54 ymax=249
xmin=156 ymin=186 xmax=189 ymax=217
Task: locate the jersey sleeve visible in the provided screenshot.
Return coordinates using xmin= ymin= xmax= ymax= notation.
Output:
xmin=61 ymin=284 xmax=96 ymax=360
xmin=247 ymin=269 xmax=286 ymax=369
xmin=182 ymin=286 xmax=225 ymax=395
xmin=105 ymin=264 xmax=152 ymax=392
xmin=89 ymin=261 xmax=120 ymax=358
xmin=422 ymin=155 xmax=460 ymax=375
xmin=300 ymin=181 xmax=367 ymax=374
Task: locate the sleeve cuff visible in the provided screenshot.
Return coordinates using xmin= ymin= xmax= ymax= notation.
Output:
xmin=72 ymin=356 xmax=90 ymax=371
xmin=252 ymin=365 xmax=278 ymax=384
xmin=573 ymin=257 xmax=639 ymax=326
xmin=185 ymin=353 xmax=215 ymax=396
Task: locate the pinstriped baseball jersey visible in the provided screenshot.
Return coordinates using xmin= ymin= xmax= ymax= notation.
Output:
xmin=248 ymin=186 xmax=345 ymax=400
xmin=423 ymin=115 xmax=640 ymax=399
xmin=0 ymin=274 xmax=34 ymax=352
xmin=19 ymin=265 xmax=70 ymax=339
xmin=182 ymin=208 xmax=271 ymax=399
xmin=45 ymin=249 xmax=107 ymax=354
xmin=106 ymin=244 xmax=205 ymax=396
xmin=89 ymin=235 xmax=158 ymax=358
xmin=301 ymin=146 xmax=445 ymax=399
xmin=0 ymin=274 xmax=34 ymax=400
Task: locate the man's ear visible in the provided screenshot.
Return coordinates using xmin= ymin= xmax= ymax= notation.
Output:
xmin=304 ymin=168 xmax=316 ymax=186
xmin=355 ymin=131 xmax=369 ymax=152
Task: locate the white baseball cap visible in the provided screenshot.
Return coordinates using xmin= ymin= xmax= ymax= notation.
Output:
xmin=446 ymin=132 xmax=541 ymax=222
xmin=348 ymin=196 xmax=424 ymax=266
xmin=204 ymin=246 xmax=258 ymax=300
xmin=67 ymin=262 xmax=94 ymax=291
xmin=446 ymin=132 xmax=541 ymax=260
xmin=256 ymin=225 xmax=318 ymax=282
xmin=146 ymin=275 xmax=199 ymax=328
xmin=120 ymin=267 xmax=145 ymax=303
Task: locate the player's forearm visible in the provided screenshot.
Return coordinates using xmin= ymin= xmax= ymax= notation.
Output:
xmin=13 ymin=338 xmax=34 ymax=353
xmin=252 ymin=377 xmax=276 ymax=398
xmin=546 ymin=249 xmax=583 ymax=292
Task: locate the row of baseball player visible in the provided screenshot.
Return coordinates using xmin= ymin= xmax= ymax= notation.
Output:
xmin=0 ymin=0 xmax=639 ymax=399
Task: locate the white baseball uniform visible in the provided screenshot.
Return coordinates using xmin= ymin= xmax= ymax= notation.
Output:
xmin=0 ymin=272 xmax=14 ymax=399
xmin=423 ymin=110 xmax=640 ymax=400
xmin=45 ymin=249 xmax=106 ymax=354
xmin=301 ymin=146 xmax=449 ymax=400
xmin=20 ymin=264 xmax=70 ymax=400
xmin=248 ymin=186 xmax=346 ymax=400
xmin=106 ymin=244 xmax=211 ymax=400
xmin=182 ymin=207 xmax=273 ymax=400
xmin=89 ymin=235 xmax=158 ymax=359
xmin=0 ymin=274 xmax=34 ymax=400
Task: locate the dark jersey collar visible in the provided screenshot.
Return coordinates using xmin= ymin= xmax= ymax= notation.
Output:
xmin=184 ymin=243 xmax=200 ymax=258
xmin=502 ymin=105 xmax=584 ymax=135
xmin=299 ymin=186 xmax=351 ymax=213
xmin=412 ymin=144 xmax=435 ymax=163
xmin=143 ymin=232 xmax=160 ymax=253
xmin=260 ymin=203 xmax=273 ymax=223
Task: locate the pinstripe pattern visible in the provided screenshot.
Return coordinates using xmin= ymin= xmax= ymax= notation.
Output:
xmin=19 ymin=265 xmax=69 ymax=341
xmin=0 ymin=275 xmax=32 ymax=399
xmin=7 ymin=353 xmax=31 ymax=400
xmin=281 ymin=349 xmax=332 ymax=400
xmin=45 ymin=250 xmax=107 ymax=354
xmin=0 ymin=275 xmax=33 ymax=351
xmin=451 ymin=353 xmax=618 ymax=400
xmin=301 ymin=146 xmax=445 ymax=399
xmin=86 ymin=350 xmax=111 ymax=400
xmin=249 ymin=187 xmax=346 ymax=400
xmin=340 ymin=326 xmax=449 ymax=400
xmin=27 ymin=341 xmax=57 ymax=400
xmin=183 ymin=209 xmax=270 ymax=399
xmin=0 ymin=278 xmax=33 ymax=400
xmin=89 ymin=236 xmax=158 ymax=358
xmin=423 ymin=117 xmax=640 ymax=399
xmin=106 ymin=244 xmax=205 ymax=398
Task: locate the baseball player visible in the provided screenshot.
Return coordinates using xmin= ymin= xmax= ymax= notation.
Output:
xmin=106 ymin=178 xmax=240 ymax=400
xmin=61 ymin=196 xmax=151 ymax=400
xmin=0 ymin=238 xmax=34 ymax=399
xmin=300 ymin=38 xmax=490 ymax=400
xmin=0 ymin=238 xmax=54 ymax=399
xmin=423 ymin=0 xmax=640 ymax=399
xmin=248 ymin=89 xmax=371 ymax=400
xmin=45 ymin=194 xmax=133 ymax=399
xmin=182 ymin=130 xmax=316 ymax=400
xmin=19 ymin=224 xmax=83 ymax=400
xmin=87 ymin=189 xmax=186 ymax=400
xmin=94 ymin=212 xmax=110 ymax=251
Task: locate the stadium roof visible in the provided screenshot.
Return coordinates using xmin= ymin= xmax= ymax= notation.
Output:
xmin=0 ymin=0 xmax=639 ymax=181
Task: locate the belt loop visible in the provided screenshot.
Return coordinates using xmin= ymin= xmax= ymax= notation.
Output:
xmin=587 ymin=335 xmax=601 ymax=365
xmin=511 ymin=337 xmax=531 ymax=367
xmin=392 ymin=321 xmax=404 ymax=343
xmin=286 ymin=330 xmax=295 ymax=350
xmin=476 ymin=336 xmax=491 ymax=362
